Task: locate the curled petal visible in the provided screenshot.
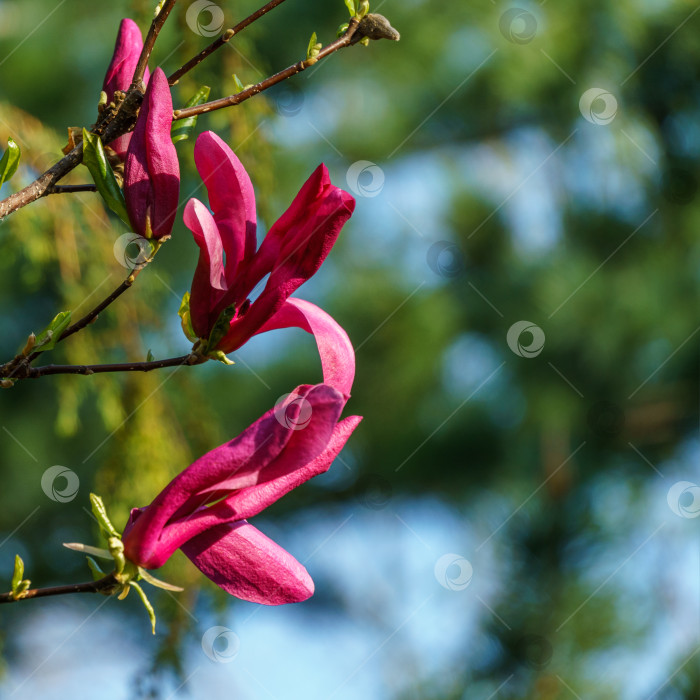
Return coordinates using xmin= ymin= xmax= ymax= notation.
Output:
xmin=194 ymin=131 xmax=257 ymax=284
xmin=215 ymin=166 xmax=354 ymax=353
xmin=124 ymin=67 xmax=180 ymax=239
xmin=183 ymin=198 xmax=226 ymax=337
xmin=182 ymin=521 xmax=314 ymax=604
xmin=256 ymin=298 xmax=356 ymax=398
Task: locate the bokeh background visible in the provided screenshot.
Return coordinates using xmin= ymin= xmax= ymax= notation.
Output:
xmin=0 ymin=0 xmax=699 ymax=697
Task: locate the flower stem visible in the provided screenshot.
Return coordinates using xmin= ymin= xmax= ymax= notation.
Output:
xmin=0 ymin=574 xmax=119 ymax=604
xmin=168 ymin=0 xmax=289 ymax=85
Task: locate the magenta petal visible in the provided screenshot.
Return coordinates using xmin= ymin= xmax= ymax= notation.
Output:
xmin=103 ymin=19 xmax=149 ymax=160
xmin=183 ymin=198 xmax=226 ymax=337
xmin=122 ymin=384 xmax=345 ymax=568
xmin=124 ymin=67 xmax=180 ymax=239
xmin=194 ymin=131 xmax=256 ymax=284
xmin=182 ymin=521 xmax=314 ymax=604
xmin=215 ymin=165 xmax=355 ymax=353
xmin=219 ymin=415 xmax=362 ymax=521
xmin=103 ymin=19 xmax=144 ymax=99
xmin=158 ymin=414 xmax=361 ymax=551
xmin=258 ymin=298 xmax=356 ymax=398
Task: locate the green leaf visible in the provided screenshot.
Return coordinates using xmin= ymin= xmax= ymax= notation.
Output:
xmin=34 ymin=311 xmax=72 ymax=353
xmin=232 ymin=74 xmax=245 ymax=93
xmin=171 ymin=85 xmax=210 ymax=144
xmin=337 ymin=22 xmax=350 ymax=37
xmin=344 ymin=0 xmax=357 ymax=17
xmin=0 ymin=138 xmax=20 ymax=189
xmin=90 ymin=493 xmax=120 ymax=538
xmin=146 ymin=349 xmax=155 ymax=363
xmin=139 ymin=568 xmax=184 ymax=592
xmin=11 ymin=555 xmax=24 ymax=593
xmin=86 ymin=556 xmax=106 ymax=581
xmin=307 ymin=32 xmax=319 ymax=60
xmin=178 ymin=292 xmax=198 ymax=342
xmin=82 ymin=129 xmax=130 ymax=225
xmin=130 ymin=581 xmax=157 ymax=634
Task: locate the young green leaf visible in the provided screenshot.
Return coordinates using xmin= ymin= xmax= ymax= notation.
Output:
xmin=11 ymin=555 xmax=24 ymax=593
xmin=146 ymin=349 xmax=155 ymax=363
xmin=130 ymin=581 xmax=157 ymax=634
xmin=86 ymin=556 xmax=107 ymax=581
xmin=0 ymin=138 xmax=20 ymax=189
xmin=171 ymin=85 xmax=211 ymax=144
xmin=232 ymin=74 xmax=245 ymax=93
xmin=179 ymin=292 xmax=198 ymax=342
xmin=344 ymin=0 xmax=357 ymax=17
xmin=82 ymin=129 xmax=130 ymax=225
xmin=90 ymin=493 xmax=120 ymax=538
xmin=34 ymin=311 xmax=72 ymax=353
xmin=306 ymin=32 xmax=320 ymax=60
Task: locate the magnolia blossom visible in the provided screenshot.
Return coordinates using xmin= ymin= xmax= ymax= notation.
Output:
xmin=102 ymin=18 xmax=149 ymax=159
xmin=183 ymin=131 xmax=355 ymax=356
xmin=124 ymin=68 xmax=180 ymax=239
xmin=122 ymin=384 xmax=361 ymax=604
xmin=122 ymin=296 xmax=359 ymax=604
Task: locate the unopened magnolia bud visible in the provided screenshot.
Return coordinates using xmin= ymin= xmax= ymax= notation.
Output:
xmin=350 ymin=13 xmax=401 ymax=44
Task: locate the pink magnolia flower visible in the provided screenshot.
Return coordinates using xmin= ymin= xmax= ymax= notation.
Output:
xmin=122 ymin=384 xmax=361 ymax=604
xmin=183 ymin=131 xmax=355 ymax=357
xmin=102 ymin=18 xmax=150 ymax=159
xmin=124 ymin=68 xmax=180 ymax=239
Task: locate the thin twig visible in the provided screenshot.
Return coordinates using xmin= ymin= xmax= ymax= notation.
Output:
xmin=47 ymin=184 xmax=98 ymax=195
xmin=20 ymin=354 xmax=202 ymax=379
xmin=168 ymin=0 xmax=289 ymax=85
xmin=0 ymin=574 xmax=119 ymax=604
xmin=173 ymin=18 xmax=361 ymax=120
xmin=132 ymin=0 xmax=178 ymax=86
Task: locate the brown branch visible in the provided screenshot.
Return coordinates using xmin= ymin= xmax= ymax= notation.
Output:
xmin=132 ymin=0 xmax=179 ymax=86
xmin=17 ymin=354 xmax=203 ymax=379
xmin=173 ymin=17 xmax=362 ymax=120
xmin=168 ymin=0 xmax=289 ymax=85
xmin=47 ymin=184 xmax=98 ymax=195
xmin=0 ymin=574 xmax=119 ymax=604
